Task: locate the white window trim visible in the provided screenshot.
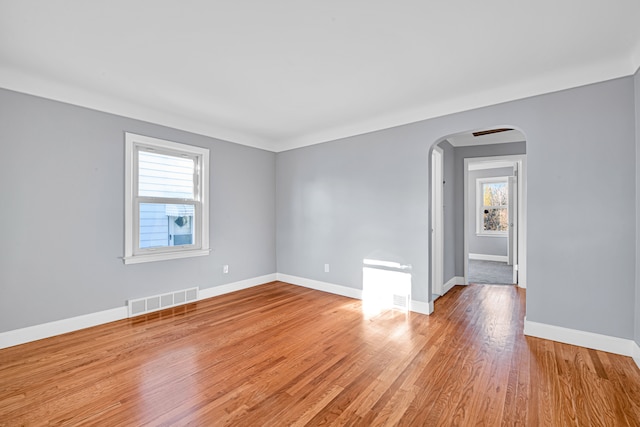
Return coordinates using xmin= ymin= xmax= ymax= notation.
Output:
xmin=476 ymin=176 xmax=508 ymax=237
xmin=123 ymin=133 xmax=210 ymax=264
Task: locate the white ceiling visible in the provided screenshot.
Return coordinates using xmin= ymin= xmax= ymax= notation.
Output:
xmin=1 ymin=1 xmax=639 ymax=152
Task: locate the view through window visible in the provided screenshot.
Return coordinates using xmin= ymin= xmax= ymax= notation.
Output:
xmin=477 ymin=178 xmax=508 ymax=234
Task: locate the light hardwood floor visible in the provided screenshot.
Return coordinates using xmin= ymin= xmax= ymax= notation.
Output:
xmin=1 ymin=282 xmax=639 ymax=426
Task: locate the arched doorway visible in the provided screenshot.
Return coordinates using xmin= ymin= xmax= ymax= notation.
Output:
xmin=430 ymin=127 xmax=527 ymax=308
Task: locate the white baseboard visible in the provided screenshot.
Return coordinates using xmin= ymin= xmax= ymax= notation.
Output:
xmin=199 ymin=273 xmax=277 ymax=300
xmin=524 ymin=318 xmax=637 ymax=359
xmin=442 ymin=276 xmax=465 ymax=294
xmin=469 ymin=253 xmax=508 ymax=263
xmin=4 ymin=275 xmax=635 ymax=369
xmin=276 ymin=273 xmax=362 ymax=299
xmin=0 ymin=273 xmax=277 ymax=350
xmin=410 ymin=299 xmax=433 ymax=315
xmin=276 ymin=273 xmax=433 ymax=315
xmin=0 ymin=306 xmax=128 ymax=350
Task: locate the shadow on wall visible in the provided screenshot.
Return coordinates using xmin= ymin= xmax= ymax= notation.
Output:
xmin=362 ymin=259 xmax=412 ymax=316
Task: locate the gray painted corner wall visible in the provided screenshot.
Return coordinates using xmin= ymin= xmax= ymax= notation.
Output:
xmin=1 ymin=74 xmax=637 ymax=345
xmin=0 ymin=88 xmax=276 ymax=333
xmin=525 ymin=80 xmax=635 ymax=339
xmin=467 ymin=167 xmax=514 ymax=257
xmin=453 ymin=142 xmax=526 ymax=277
xmin=277 ymin=77 xmax=635 ymax=340
xmin=635 ymin=66 xmax=640 ymax=347
xmin=276 ymin=128 xmax=431 ymax=301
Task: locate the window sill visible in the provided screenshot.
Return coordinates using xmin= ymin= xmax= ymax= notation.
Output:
xmin=475 ymin=233 xmax=508 ymax=238
xmin=123 ymin=248 xmax=211 ymax=264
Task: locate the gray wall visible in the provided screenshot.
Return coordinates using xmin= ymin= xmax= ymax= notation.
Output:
xmin=276 ymin=129 xmax=430 ymax=301
xmin=0 ymin=89 xmax=277 ymax=333
xmin=439 ymin=141 xmax=456 ymax=282
xmin=467 ymin=167 xmax=514 ymax=257
xmin=276 ymin=77 xmax=635 ymax=340
xmin=635 ymin=66 xmax=640 ymax=347
xmin=1 ymin=75 xmax=637 ymax=345
xmin=453 ymin=142 xmax=526 ymax=276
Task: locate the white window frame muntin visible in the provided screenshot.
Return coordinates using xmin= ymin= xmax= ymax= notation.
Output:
xmin=476 ymin=176 xmax=509 ymax=236
xmin=124 ymin=132 xmax=210 ymax=264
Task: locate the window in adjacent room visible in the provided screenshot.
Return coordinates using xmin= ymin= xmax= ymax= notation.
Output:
xmin=476 ymin=177 xmax=508 ymax=235
xmin=124 ymin=133 xmax=210 ymax=264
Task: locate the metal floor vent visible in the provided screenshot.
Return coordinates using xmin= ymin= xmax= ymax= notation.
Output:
xmin=128 ymin=287 xmax=198 ymax=317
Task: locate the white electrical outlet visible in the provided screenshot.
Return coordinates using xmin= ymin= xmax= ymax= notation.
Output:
xmin=223 ymin=265 xmax=229 ymax=274
xmin=324 ymin=264 xmax=330 ymax=273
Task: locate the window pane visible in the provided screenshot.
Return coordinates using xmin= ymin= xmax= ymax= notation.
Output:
xmin=483 ymin=207 xmax=508 ymax=232
xmin=139 ymin=203 xmax=194 ymax=249
xmin=483 ymin=182 xmax=507 ymax=206
xmin=138 ymin=151 xmax=194 ymax=199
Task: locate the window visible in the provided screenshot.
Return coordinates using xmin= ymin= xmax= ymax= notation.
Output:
xmin=124 ymin=133 xmax=209 ymax=264
xmin=476 ymin=177 xmax=508 ymax=235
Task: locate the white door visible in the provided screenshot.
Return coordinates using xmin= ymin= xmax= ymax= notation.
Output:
xmin=508 ymin=173 xmax=518 ymax=284
xmin=431 ymin=147 xmax=444 ymax=296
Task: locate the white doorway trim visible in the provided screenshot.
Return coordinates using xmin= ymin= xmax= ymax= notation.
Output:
xmin=431 ymin=145 xmax=444 ymax=297
xmin=463 ymin=154 xmax=527 ymax=288
xmin=508 ymin=173 xmax=518 ymax=283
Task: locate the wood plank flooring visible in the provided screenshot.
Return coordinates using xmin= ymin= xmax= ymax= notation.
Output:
xmin=1 ymin=281 xmax=639 ymax=426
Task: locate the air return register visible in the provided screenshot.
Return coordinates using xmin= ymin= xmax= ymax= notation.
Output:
xmin=128 ymin=287 xmax=198 ymax=317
